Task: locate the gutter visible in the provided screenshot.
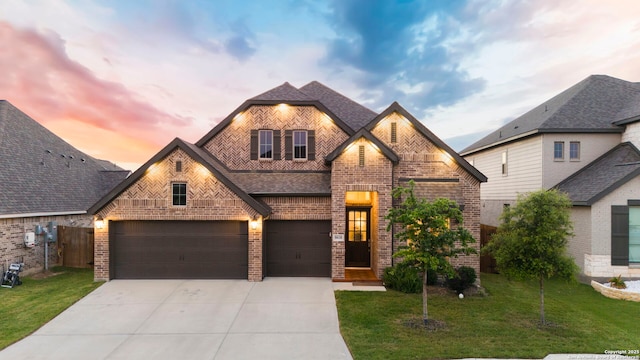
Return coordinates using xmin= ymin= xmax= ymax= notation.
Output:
xmin=0 ymin=210 xmax=87 ymax=220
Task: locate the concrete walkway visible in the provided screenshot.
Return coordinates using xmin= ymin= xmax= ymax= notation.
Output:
xmin=0 ymin=278 xmax=353 ymax=360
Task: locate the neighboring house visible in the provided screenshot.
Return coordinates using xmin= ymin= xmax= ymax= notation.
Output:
xmin=89 ymin=81 xmax=486 ymax=282
xmin=0 ymin=100 xmax=130 ymax=275
xmin=461 ymin=75 xmax=640 ymax=280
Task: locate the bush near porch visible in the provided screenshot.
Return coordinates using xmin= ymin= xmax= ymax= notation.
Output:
xmin=335 ymin=273 xmax=639 ymax=359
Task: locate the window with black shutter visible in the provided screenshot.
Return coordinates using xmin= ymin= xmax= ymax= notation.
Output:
xmin=611 ymin=205 xmax=629 ymax=266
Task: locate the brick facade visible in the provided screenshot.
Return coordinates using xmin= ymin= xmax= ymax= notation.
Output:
xmin=93 ymin=102 xmax=482 ymax=282
xmin=203 ymin=105 xmax=348 ymax=172
xmin=1 ymin=214 xmax=93 ymax=276
xmin=371 ymin=112 xmax=481 ymax=275
xmin=94 ymin=148 xmax=263 ymax=281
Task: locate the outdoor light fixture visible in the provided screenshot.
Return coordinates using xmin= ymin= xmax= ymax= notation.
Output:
xmin=95 ymin=216 xmax=105 ymax=229
xmin=250 ymin=216 xmax=258 ymax=230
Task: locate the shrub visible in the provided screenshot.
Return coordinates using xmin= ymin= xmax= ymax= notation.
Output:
xmin=383 ymin=262 xmax=421 ymax=293
xmin=447 ymin=266 xmax=477 ymax=294
xmin=608 ymin=274 xmax=627 ymax=289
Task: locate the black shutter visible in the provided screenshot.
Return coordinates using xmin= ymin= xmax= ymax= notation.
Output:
xmin=250 ymin=130 xmax=259 ymax=160
xmin=284 ymin=130 xmax=293 ymax=160
xmin=307 ymin=130 xmax=316 ymax=161
xmin=273 ymin=130 xmax=281 ymax=160
xmin=611 ymin=205 xmax=629 ymax=266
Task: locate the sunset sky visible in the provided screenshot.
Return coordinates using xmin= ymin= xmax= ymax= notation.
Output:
xmin=2 ymin=1 xmax=640 ymax=171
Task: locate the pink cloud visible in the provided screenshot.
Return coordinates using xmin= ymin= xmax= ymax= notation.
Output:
xmin=0 ymin=22 xmax=192 ymax=159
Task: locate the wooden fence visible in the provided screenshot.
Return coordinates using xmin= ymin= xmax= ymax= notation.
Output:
xmin=480 ymin=224 xmax=498 ymax=273
xmin=57 ymin=226 xmax=94 ymax=268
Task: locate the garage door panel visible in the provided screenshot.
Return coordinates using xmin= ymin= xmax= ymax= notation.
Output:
xmin=266 ymin=220 xmax=331 ymax=277
xmin=111 ymin=221 xmax=248 ymax=279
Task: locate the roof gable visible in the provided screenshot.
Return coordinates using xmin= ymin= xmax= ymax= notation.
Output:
xmin=88 ymin=138 xmax=270 ymax=216
xmin=365 ymin=102 xmax=487 ymax=182
xmin=325 ymin=128 xmax=399 ymax=164
xmin=0 ymin=100 xmax=128 ymax=217
xmin=195 ymin=84 xmax=357 ymax=147
xmin=554 ymin=142 xmax=640 ymax=206
xmin=462 ymin=75 xmax=639 ymax=155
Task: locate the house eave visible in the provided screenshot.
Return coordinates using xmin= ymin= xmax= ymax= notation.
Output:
xmin=0 ymin=210 xmax=87 ymax=220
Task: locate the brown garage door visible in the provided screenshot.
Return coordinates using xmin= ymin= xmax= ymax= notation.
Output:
xmin=265 ymin=220 xmax=331 ymax=277
xmin=110 ymin=221 xmax=248 ymax=279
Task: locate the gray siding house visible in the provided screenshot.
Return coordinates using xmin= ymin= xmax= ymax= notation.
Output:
xmin=462 ymin=75 xmax=640 ymax=280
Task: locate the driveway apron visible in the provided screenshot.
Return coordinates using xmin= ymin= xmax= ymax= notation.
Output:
xmin=0 ymin=278 xmax=353 ymax=360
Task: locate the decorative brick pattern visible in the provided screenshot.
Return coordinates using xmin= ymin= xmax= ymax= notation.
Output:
xmin=331 ymin=138 xmax=394 ymax=279
xmin=94 ymin=105 xmax=481 ymax=283
xmin=371 ymin=112 xmax=481 ymax=276
xmin=203 ymin=105 xmax=349 ymax=171
xmin=94 ymin=148 xmax=262 ymax=281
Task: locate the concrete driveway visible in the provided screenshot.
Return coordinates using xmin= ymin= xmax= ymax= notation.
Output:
xmin=0 ymin=278 xmax=354 ymax=360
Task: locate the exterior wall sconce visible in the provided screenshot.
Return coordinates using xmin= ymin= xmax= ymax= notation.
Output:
xmin=95 ymin=216 xmax=105 ymax=229
xmin=250 ymin=216 xmax=258 ymax=230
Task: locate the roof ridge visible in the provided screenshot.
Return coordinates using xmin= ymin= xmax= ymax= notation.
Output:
xmin=249 ymin=82 xmax=313 ymax=101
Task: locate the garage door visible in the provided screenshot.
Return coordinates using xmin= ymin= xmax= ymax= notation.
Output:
xmin=265 ymin=220 xmax=331 ymax=277
xmin=110 ymin=221 xmax=248 ymax=279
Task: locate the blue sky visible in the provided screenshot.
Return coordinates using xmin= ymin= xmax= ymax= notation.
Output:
xmin=1 ymin=0 xmax=640 ymax=170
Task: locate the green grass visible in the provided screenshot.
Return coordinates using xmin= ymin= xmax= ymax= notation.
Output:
xmin=336 ymin=273 xmax=640 ymax=359
xmin=0 ymin=267 xmax=103 ymax=350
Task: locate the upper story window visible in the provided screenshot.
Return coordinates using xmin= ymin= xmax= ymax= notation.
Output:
xmin=390 ymin=122 xmax=397 ymax=143
xmin=554 ymin=142 xmax=564 ymax=161
xmin=259 ymin=130 xmax=273 ymax=160
xmin=501 ymin=151 xmax=508 ymax=176
xmin=570 ymin=141 xmax=580 ymax=161
xmin=293 ymin=130 xmax=307 ymax=160
xmin=172 ymin=183 xmax=187 ymax=206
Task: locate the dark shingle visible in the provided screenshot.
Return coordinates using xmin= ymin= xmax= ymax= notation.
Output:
xmin=299 ymin=81 xmax=377 ymax=131
xmin=250 ymin=82 xmax=314 ymax=101
xmin=0 ymin=100 xmax=129 ymax=216
xmin=462 ymin=75 xmax=640 ymax=155
xmin=554 ymin=142 xmax=640 ymax=205
xmin=231 ymin=172 xmax=331 ymax=195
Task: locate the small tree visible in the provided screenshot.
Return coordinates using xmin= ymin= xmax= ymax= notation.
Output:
xmin=484 ymin=189 xmax=578 ymax=325
xmin=386 ymin=181 xmax=476 ymax=325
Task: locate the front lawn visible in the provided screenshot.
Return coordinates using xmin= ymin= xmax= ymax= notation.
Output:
xmin=0 ymin=267 xmax=102 ymax=350
xmin=336 ymin=273 xmax=639 ymax=359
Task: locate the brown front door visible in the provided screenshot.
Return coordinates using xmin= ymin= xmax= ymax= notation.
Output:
xmin=346 ymin=208 xmax=371 ymax=267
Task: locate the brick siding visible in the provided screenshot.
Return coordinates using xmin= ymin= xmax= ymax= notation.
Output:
xmin=1 ymin=214 xmax=92 ymax=276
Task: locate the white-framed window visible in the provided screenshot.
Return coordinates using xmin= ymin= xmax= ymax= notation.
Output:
xmin=570 ymin=141 xmax=580 ymax=161
xmin=554 ymin=142 xmax=564 ymax=161
xmin=259 ymin=130 xmax=273 ymax=160
xmin=293 ymin=130 xmax=307 ymax=160
xmin=501 ymin=151 xmax=508 ymax=176
xmin=172 ymin=183 xmax=187 ymax=206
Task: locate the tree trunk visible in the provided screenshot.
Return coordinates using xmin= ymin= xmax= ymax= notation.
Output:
xmin=539 ymin=274 xmax=545 ymax=325
xmin=422 ymin=271 xmax=429 ymax=325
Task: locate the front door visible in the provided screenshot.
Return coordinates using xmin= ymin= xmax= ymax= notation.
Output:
xmin=346 ymin=208 xmax=371 ymax=267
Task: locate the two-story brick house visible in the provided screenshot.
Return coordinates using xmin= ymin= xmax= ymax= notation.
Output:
xmin=461 ymin=75 xmax=640 ymax=280
xmin=89 ymin=82 xmax=486 ymax=281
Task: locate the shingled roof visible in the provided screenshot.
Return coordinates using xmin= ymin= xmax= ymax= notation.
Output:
xmin=0 ymin=100 xmax=129 ymax=218
xmin=554 ymin=142 xmax=640 ymax=206
xmin=298 ymin=81 xmax=378 ymax=130
xmin=461 ymin=75 xmax=640 ymax=155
